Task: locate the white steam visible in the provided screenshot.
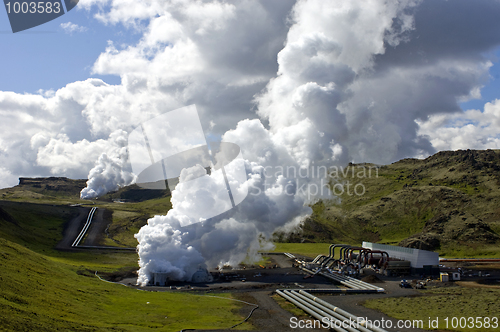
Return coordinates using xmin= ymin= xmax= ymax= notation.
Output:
xmin=135 ymin=119 xmax=314 ymax=285
xmin=134 ymin=0 xmax=423 ymax=285
xmin=80 ymin=130 xmax=135 ymax=199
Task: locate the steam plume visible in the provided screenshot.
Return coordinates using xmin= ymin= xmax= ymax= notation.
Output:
xmin=80 ymin=130 xmax=135 ymax=199
xmin=134 ymin=0 xmax=422 ymax=284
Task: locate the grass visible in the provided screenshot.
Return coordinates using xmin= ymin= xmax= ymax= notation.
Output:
xmin=363 ymin=286 xmax=500 ymax=331
xmin=0 ymin=199 xmax=252 ymax=331
xmin=0 ymin=201 xmax=76 ymax=253
xmin=90 ymin=196 xmax=173 ymax=247
xmin=438 ymin=244 xmax=500 ymax=258
xmin=0 ymin=238 xmax=251 ymax=331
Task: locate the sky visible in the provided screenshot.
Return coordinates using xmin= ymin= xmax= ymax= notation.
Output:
xmin=1 ymin=0 xmax=500 ymax=190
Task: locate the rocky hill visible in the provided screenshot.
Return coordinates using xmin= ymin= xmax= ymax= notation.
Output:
xmin=291 ymin=149 xmax=500 ymax=257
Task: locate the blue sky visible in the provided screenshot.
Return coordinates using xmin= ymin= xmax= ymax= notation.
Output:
xmin=0 ymin=6 xmax=131 ymax=93
xmin=460 ymin=47 xmax=500 ymax=111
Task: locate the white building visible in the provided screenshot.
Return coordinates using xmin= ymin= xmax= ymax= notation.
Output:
xmin=362 ymin=242 xmax=439 ymax=268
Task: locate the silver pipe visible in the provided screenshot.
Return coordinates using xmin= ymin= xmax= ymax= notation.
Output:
xmin=289 ymin=290 xmax=368 ymax=332
xmin=281 ymin=290 xmax=352 ymax=332
xmin=300 ymin=289 xmax=380 ymax=294
xmin=276 ymin=290 xmax=349 ymax=332
xmin=300 ymin=266 xmax=384 ymax=292
xmin=72 ymin=207 xmax=97 ymax=247
xmin=321 ymin=272 xmax=383 ymax=291
xmin=299 ymin=291 xmax=389 ymax=332
xmin=312 ymin=254 xmax=325 ymax=263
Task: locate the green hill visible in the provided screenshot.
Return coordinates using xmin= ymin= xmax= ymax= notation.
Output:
xmin=294 ymin=149 xmax=500 ymax=257
xmin=0 ymin=177 xmax=87 ymax=202
xmin=0 ymin=177 xmax=172 ymax=248
xmin=0 ymin=181 xmax=248 ymax=331
xmin=0 ymin=237 xmax=247 ymax=331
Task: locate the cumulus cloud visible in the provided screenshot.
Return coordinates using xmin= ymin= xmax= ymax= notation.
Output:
xmin=0 ymin=0 xmax=497 ymax=186
xmin=417 ymin=99 xmax=500 ymax=151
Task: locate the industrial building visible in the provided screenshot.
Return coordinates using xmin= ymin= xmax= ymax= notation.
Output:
xmin=362 ymin=241 xmax=440 ymax=275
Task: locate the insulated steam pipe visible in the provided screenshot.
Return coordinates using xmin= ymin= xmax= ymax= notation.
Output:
xmin=329 ymin=244 xmax=351 ymax=258
xmin=72 ymin=207 xmax=97 ymax=247
xmin=298 ymin=290 xmax=389 ymax=332
xmin=276 ymin=290 xmax=349 ymax=332
xmin=290 ymin=291 xmax=374 ymax=332
xmin=339 ymin=245 xmax=351 ymax=261
xmin=300 ymin=267 xmax=385 ymax=292
xmin=285 ymin=290 xmax=363 ymax=332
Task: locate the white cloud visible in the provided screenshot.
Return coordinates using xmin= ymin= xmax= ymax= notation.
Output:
xmin=60 ymin=22 xmax=88 ymax=34
xmin=417 ymin=99 xmax=500 ymax=151
xmin=1 ymin=0 xmax=500 ymax=191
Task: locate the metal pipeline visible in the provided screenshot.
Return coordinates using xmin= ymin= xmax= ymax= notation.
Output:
xmin=329 ymin=244 xmax=351 ymax=258
xmin=339 ymin=245 xmax=352 ymax=261
xmin=312 ymin=254 xmax=327 ymax=264
xmin=276 ymin=290 xmax=349 ymax=332
xmin=321 ymin=244 xmax=355 ymax=268
xmin=299 ymin=288 xmax=380 ymax=294
xmin=362 ymin=250 xmax=389 ymax=268
xmin=327 ymin=274 xmax=382 ymax=291
xmin=298 ymin=290 xmax=389 ymax=332
xmin=285 ymin=290 xmax=365 ymax=332
xmin=300 ymin=266 xmax=384 ymax=292
xmin=345 ymin=247 xmax=364 ymax=262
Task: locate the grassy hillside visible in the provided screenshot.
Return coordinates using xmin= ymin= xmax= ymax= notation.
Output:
xmin=2 ymin=149 xmax=500 ymax=257
xmin=0 ymin=177 xmax=87 ymax=202
xmin=0 ymin=238 xmax=250 ymax=331
xmin=0 ymin=176 xmax=173 ymax=248
xmin=0 ymin=178 xmax=340 ymax=330
xmin=293 ymin=149 xmax=500 ymax=257
xmin=0 ymin=194 xmax=248 ymax=330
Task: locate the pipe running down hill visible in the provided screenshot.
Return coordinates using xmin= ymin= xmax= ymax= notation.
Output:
xmin=72 ymin=207 xmax=97 ymax=247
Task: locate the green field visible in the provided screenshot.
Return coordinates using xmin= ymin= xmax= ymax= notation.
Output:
xmin=0 ymin=238 xmax=251 ymax=332
xmin=0 ymin=199 xmax=251 ymax=331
